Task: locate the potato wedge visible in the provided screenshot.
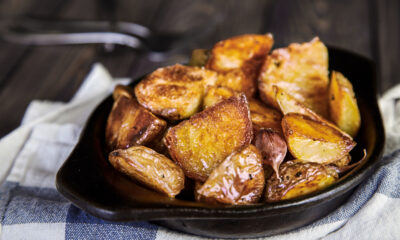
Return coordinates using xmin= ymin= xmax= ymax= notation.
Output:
xmin=109 ymin=146 xmax=185 ymax=197
xmin=282 ymin=113 xmax=356 ymax=164
xmin=206 ymin=34 xmax=274 ymax=73
xmin=106 ymin=96 xmax=167 ymax=150
xmin=274 ymin=86 xmax=352 ymax=138
xmin=206 ymin=34 xmax=274 ymax=98
xmin=266 ymin=161 xmax=338 ymax=202
xmin=248 ymin=98 xmax=282 ymax=134
xmin=258 ymin=37 xmax=329 ymax=117
xmin=203 ymin=86 xmax=237 ymax=109
xmin=329 ymin=71 xmax=361 ymax=137
xmin=134 ymin=64 xmax=218 ymax=120
xmin=197 ymin=145 xmax=265 ymax=205
xmin=165 ymin=94 xmax=253 ymax=181
xmin=189 ymin=49 xmax=210 ymax=67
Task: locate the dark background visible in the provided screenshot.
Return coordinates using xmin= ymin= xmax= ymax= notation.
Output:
xmin=0 ymin=0 xmax=398 ymax=138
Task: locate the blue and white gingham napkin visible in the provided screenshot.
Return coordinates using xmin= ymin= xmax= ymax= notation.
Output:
xmin=0 ymin=64 xmax=399 ymax=240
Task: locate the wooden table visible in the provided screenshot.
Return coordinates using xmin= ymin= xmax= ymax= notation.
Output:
xmin=0 ymin=0 xmax=398 ymax=138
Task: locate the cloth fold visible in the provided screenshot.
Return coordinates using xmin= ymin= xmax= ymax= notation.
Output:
xmin=0 ymin=64 xmax=399 ymax=240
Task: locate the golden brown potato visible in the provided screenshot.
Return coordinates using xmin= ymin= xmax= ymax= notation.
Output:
xmin=282 ymin=113 xmax=356 ymax=164
xmin=266 ymin=161 xmax=338 ymax=202
xmin=134 ymin=64 xmax=218 ymax=120
xmin=203 ymin=86 xmax=237 ymax=109
xmin=165 ymin=94 xmax=253 ymax=182
xmin=189 ymin=49 xmax=210 ymax=67
xmin=109 ymin=146 xmax=185 ymax=197
xmin=112 ymin=84 xmax=135 ymax=100
xmin=206 ymin=34 xmax=274 ymax=98
xmin=254 ymin=129 xmax=287 ymax=178
xmin=197 ymin=145 xmax=265 ymax=205
xmin=274 ymin=86 xmax=352 ymax=138
xmin=106 ymin=96 xmax=167 ymax=150
xmin=206 ymin=34 xmax=274 ymax=73
xmin=258 ymin=37 xmax=329 ymax=117
xmin=215 ymin=68 xmax=256 ymax=97
xmin=329 ymin=71 xmax=361 ymax=137
xmin=248 ymin=98 xmax=282 ymax=134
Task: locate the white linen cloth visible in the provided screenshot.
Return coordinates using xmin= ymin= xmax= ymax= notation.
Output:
xmin=0 ymin=64 xmax=399 ymax=240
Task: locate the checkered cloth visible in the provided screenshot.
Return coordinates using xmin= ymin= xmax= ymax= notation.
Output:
xmin=0 ymin=64 xmax=399 ymax=240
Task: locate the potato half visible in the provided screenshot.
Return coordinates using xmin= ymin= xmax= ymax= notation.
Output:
xmin=134 ymin=64 xmax=218 ymax=120
xmin=197 ymin=145 xmax=265 ymax=205
xmin=165 ymin=94 xmax=253 ymax=182
xmin=109 ymin=146 xmax=185 ymax=197
xmin=282 ymin=113 xmax=356 ymax=164
xmin=258 ymin=37 xmax=329 ymax=117
xmin=106 ymin=95 xmax=167 ymax=150
xmin=329 ymin=71 xmax=361 ymax=137
xmin=206 ymin=34 xmax=274 ymax=98
xmin=266 ymin=161 xmax=338 ymax=202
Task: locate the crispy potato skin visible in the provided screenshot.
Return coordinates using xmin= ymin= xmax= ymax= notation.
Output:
xmin=134 ymin=64 xmax=218 ymax=120
xmin=259 ymin=37 xmax=329 ymax=117
xmin=106 ymin=96 xmax=167 ymax=150
xmin=215 ymin=69 xmax=256 ymax=97
xmin=248 ymin=98 xmax=282 ymax=134
xmin=282 ymin=113 xmax=356 ymax=164
xmin=329 ymin=71 xmax=361 ymax=137
xmin=203 ymin=86 xmax=237 ymax=109
xmin=165 ymin=94 xmax=253 ymax=182
xmin=266 ymin=161 xmax=338 ymax=202
xmin=109 ymin=146 xmax=185 ymax=197
xmin=275 ymin=86 xmax=353 ymax=139
xmin=206 ymin=34 xmax=273 ymax=72
xmin=197 ymin=145 xmax=265 ymax=205
xmin=206 ymin=34 xmax=274 ymax=98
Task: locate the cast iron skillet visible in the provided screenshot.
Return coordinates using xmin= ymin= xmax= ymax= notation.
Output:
xmin=56 ymin=46 xmax=385 ymax=238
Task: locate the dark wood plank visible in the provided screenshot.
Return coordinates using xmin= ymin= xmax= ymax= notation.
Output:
xmin=0 ymin=0 xmax=164 ymax=137
xmin=375 ymin=0 xmax=400 ymax=93
xmin=262 ymin=0 xmax=374 ymax=58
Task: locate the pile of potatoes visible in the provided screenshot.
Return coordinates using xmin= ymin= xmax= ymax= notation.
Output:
xmin=106 ymin=34 xmax=363 ymax=204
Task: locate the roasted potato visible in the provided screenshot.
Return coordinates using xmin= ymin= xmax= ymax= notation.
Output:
xmin=215 ymin=68 xmax=256 ymax=97
xmin=254 ymin=129 xmax=287 ymax=178
xmin=282 ymin=113 xmax=356 ymax=164
xmin=329 ymin=71 xmax=361 ymax=137
xmin=165 ymin=94 xmax=253 ymax=182
xmin=266 ymin=161 xmax=338 ymax=202
xmin=206 ymin=34 xmax=274 ymax=98
xmin=258 ymin=37 xmax=329 ymax=117
xmin=275 ymin=86 xmax=352 ymax=138
xmin=109 ymin=146 xmax=185 ymax=197
xmin=189 ymin=49 xmax=210 ymax=67
xmin=206 ymin=34 xmax=273 ymax=74
xmin=203 ymin=86 xmax=237 ymax=109
xmin=197 ymin=145 xmax=265 ymax=205
xmin=106 ymin=96 xmax=167 ymax=150
xmin=248 ymin=98 xmax=282 ymax=134
xmin=134 ymin=64 xmax=218 ymax=120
